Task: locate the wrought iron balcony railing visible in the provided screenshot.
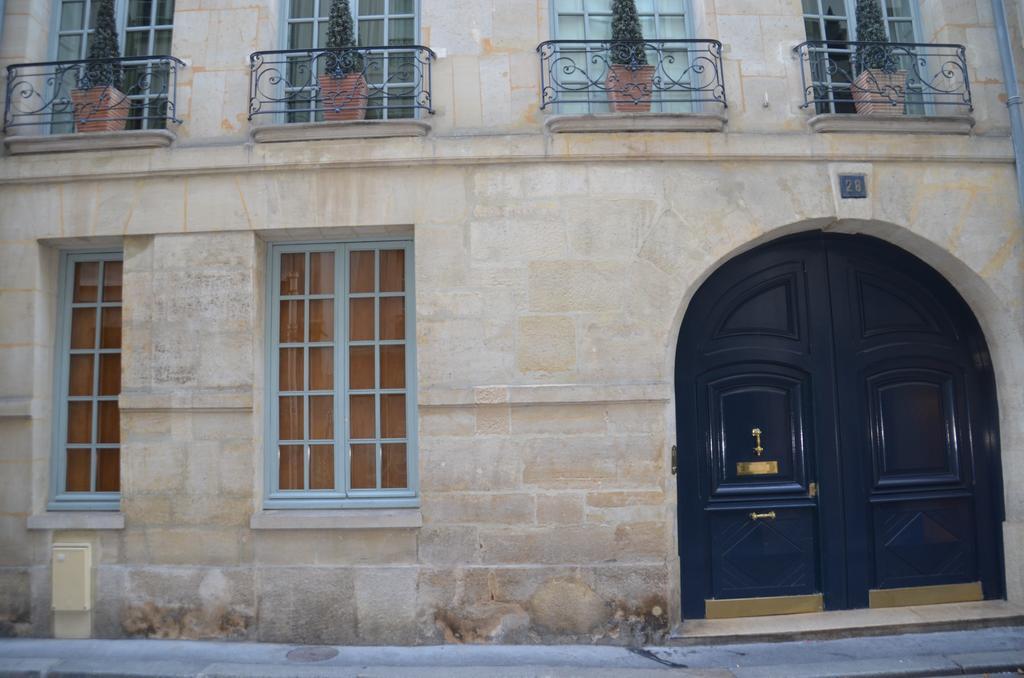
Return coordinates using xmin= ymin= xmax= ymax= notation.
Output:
xmin=248 ymin=46 xmax=436 ymax=123
xmin=4 ymin=55 xmax=185 ymax=134
xmin=537 ymin=39 xmax=726 ymax=113
xmin=794 ymin=40 xmax=972 ymax=115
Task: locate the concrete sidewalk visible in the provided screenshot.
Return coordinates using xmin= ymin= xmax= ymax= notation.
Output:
xmin=0 ymin=626 xmax=1021 ymax=677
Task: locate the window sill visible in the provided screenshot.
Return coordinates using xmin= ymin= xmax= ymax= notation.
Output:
xmin=251 ymin=119 xmax=431 ymax=144
xmin=807 ymin=113 xmax=975 ymax=135
xmin=4 ymin=129 xmax=176 ymax=155
xmin=27 ymin=512 xmax=124 ymax=531
xmin=544 ymin=112 xmax=727 ymax=134
xmin=250 ymin=508 xmax=422 ymax=530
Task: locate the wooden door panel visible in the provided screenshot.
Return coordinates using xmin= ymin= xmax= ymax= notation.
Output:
xmin=702 ymin=368 xmax=810 ymax=498
xmin=709 ymin=507 xmax=818 ymax=599
xmin=872 ymin=496 xmax=977 ymax=589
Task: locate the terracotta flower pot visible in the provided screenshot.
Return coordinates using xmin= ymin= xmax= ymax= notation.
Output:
xmin=606 ymin=64 xmax=655 ymax=113
xmin=852 ymin=69 xmax=907 ymax=116
xmin=319 ymin=73 xmax=369 ymax=121
xmin=70 ymin=85 xmax=129 ymax=132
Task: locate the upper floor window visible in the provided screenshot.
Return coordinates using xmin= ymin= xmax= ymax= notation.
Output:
xmin=51 ymin=252 xmax=123 ymax=511
xmin=266 ymin=242 xmax=417 ymax=509
xmin=554 ymin=0 xmax=688 ymax=43
xmin=51 ymin=0 xmax=176 ymax=131
xmin=801 ymin=0 xmax=924 ymax=114
xmin=283 ymin=0 xmax=418 ymax=122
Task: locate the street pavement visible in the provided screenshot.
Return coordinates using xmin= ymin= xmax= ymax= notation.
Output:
xmin=0 ymin=626 xmax=1021 ymax=677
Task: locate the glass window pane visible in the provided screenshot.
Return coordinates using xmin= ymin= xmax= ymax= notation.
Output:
xmin=128 ymin=0 xmax=152 ymax=27
xmin=67 ymin=401 xmax=93 ymax=443
xmin=381 ymin=443 xmax=406 ymax=488
xmin=359 ymin=18 xmax=383 ymax=45
xmin=309 ymin=395 xmax=334 ymax=439
xmin=101 ymin=307 xmax=122 ymax=349
xmin=557 ymin=15 xmax=584 ymax=40
xmin=359 ymin=0 xmax=384 ymax=15
xmin=125 ymin=30 xmax=150 ymax=57
xmin=60 ymin=1 xmax=86 ymax=30
xmin=380 ymin=394 xmax=405 ymax=438
xmin=379 ymin=297 xmax=404 ymax=340
xmin=279 ymin=445 xmax=304 ymax=489
xmin=99 ymin=354 xmax=120 ymax=395
xmin=350 ymin=250 xmax=375 ymax=292
xmin=98 ymin=400 xmax=119 ymax=444
xmin=95 ymin=449 xmax=120 ymax=492
xmin=279 ymin=396 xmax=304 ymax=440
xmin=656 ymin=0 xmax=683 ymax=11
xmin=69 ymin=355 xmax=95 ymax=396
xmin=590 ymin=15 xmax=612 ymax=40
xmin=658 ymin=15 xmax=686 ymax=39
xmin=890 ymin=20 xmax=915 ymax=43
xmin=350 ymin=345 xmax=375 ymax=390
xmin=66 ymin=449 xmax=92 ymax=491
xmin=350 ymin=298 xmax=375 ymax=340
xmin=379 ymin=249 xmax=405 ymax=292
xmin=555 ymin=0 xmax=582 ymax=11
xmin=388 ymin=18 xmax=414 ymax=46
xmin=309 ymin=251 xmax=335 ymax=294
xmin=380 ymin=344 xmax=404 ymax=389
xmin=70 ymin=308 xmax=97 ymax=349
xmin=103 ymin=261 xmax=122 ymax=302
xmin=310 ymin=445 xmax=334 ymax=489
xmin=585 ymin=0 xmax=611 ymax=11
xmin=280 ymin=300 xmax=305 ymax=343
xmin=155 ymin=0 xmax=174 ymax=24
xmin=280 ymin=253 xmax=305 ymax=295
xmin=823 ymin=19 xmax=849 ymax=41
xmin=289 ymin=21 xmax=315 ymax=50
xmin=308 ymin=299 xmax=334 ymax=342
xmin=350 ymin=444 xmax=376 ymax=489
xmin=153 ymin=29 xmax=172 ymax=55
xmin=58 ymin=34 xmax=84 ymax=61
xmin=309 ymin=346 xmax=333 ymax=391
xmin=802 ymin=0 xmax=818 ymax=13
xmin=635 ymin=0 xmax=653 ymax=12
xmin=821 ymin=0 xmax=847 ymax=16
xmin=279 ymin=347 xmax=304 ymax=391
xmin=291 ymin=0 xmax=314 ymax=18
xmin=350 ymin=394 xmax=375 ymax=439
xmin=886 ymin=0 xmax=912 ymax=17
xmin=391 ymin=0 xmax=414 ymax=13
xmin=804 ymin=18 xmax=822 ymax=41
xmin=74 ymin=261 xmax=100 ymax=302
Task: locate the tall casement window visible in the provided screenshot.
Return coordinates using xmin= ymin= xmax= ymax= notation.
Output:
xmin=53 ymin=0 xmax=175 ymax=130
xmin=552 ymin=0 xmax=691 ymax=113
xmin=51 ymin=252 xmax=123 ymax=511
xmin=284 ymin=0 xmax=417 ymax=121
xmin=801 ymin=0 xmax=923 ymax=114
xmin=267 ymin=242 xmax=417 ymax=508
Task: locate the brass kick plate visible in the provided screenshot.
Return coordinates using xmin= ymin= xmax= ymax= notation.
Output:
xmin=737 ymin=461 xmax=779 ymax=476
xmin=869 ymin=582 xmax=982 ymax=608
xmin=705 ymin=593 xmax=823 ymax=619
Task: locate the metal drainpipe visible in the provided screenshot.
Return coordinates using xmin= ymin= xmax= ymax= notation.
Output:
xmin=991 ymin=0 xmax=1024 ymax=214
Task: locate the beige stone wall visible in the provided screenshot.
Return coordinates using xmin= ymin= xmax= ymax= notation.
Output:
xmin=0 ymin=0 xmax=1022 ymax=646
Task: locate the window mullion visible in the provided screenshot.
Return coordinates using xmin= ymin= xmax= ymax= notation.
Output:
xmin=340 ymin=243 xmax=351 ymax=497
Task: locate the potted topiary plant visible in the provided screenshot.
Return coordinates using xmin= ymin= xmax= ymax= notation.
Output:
xmin=852 ymin=0 xmax=906 ymax=115
xmin=606 ymin=0 xmax=655 ymax=113
xmin=70 ymin=0 xmax=128 ymax=132
xmin=318 ymin=0 xmax=367 ymax=122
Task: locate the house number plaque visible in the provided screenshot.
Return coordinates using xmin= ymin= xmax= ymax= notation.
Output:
xmin=839 ymin=174 xmax=868 ymax=199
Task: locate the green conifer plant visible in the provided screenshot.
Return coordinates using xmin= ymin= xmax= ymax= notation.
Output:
xmin=855 ymin=0 xmax=890 ymax=71
xmin=83 ymin=0 xmax=122 ymax=89
xmin=324 ymin=0 xmax=359 ymax=76
xmin=610 ymin=0 xmax=647 ymax=67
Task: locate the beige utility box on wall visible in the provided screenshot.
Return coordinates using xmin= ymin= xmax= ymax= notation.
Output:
xmin=52 ymin=543 xmax=92 ymax=638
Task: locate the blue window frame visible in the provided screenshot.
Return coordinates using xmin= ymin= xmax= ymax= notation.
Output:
xmin=50 ymin=251 xmax=123 ymax=511
xmin=265 ymin=241 xmax=417 ymax=509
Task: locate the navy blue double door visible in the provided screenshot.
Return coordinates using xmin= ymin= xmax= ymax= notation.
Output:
xmin=676 ymin=232 xmax=1004 ymax=618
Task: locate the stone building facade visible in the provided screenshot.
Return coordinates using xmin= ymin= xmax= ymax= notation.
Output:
xmin=0 ymin=0 xmax=1022 ymax=644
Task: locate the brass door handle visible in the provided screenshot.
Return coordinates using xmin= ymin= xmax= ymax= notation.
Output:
xmin=752 ymin=428 xmax=764 ymax=456
xmin=749 ymin=511 xmax=776 ymax=521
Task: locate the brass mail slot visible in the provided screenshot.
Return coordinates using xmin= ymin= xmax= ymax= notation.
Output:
xmin=737 ymin=461 xmax=779 ymax=476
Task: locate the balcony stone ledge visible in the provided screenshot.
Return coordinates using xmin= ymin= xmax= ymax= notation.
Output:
xmin=807 ymin=113 xmax=975 ymax=135
xmin=27 ymin=512 xmax=124 ymax=531
xmin=4 ymin=129 xmax=175 ymax=155
xmin=251 ymin=119 xmax=431 ymax=143
xmin=250 ymin=508 xmax=422 ymax=530
xmin=544 ymin=112 xmax=727 ymax=134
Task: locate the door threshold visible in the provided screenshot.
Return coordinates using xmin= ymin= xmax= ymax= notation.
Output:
xmin=669 ymin=600 xmax=1024 ymax=646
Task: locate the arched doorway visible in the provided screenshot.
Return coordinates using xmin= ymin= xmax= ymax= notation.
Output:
xmin=675 ymin=231 xmax=1004 ymax=620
